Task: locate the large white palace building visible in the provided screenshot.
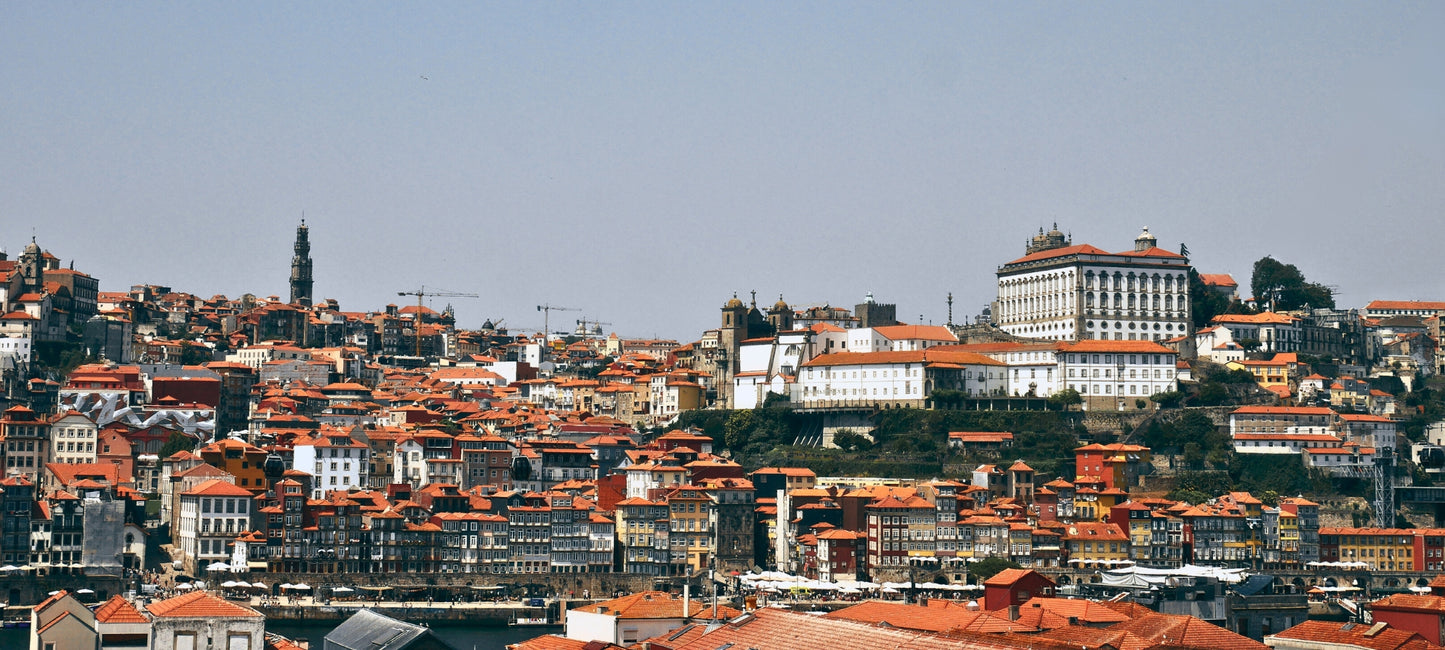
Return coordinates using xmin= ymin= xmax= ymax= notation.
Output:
xmin=993 ymin=226 xmax=1192 ymax=342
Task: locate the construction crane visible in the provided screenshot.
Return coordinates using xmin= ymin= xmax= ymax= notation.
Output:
xmin=398 ymin=286 xmax=478 ymax=357
xmin=536 ymin=303 xmax=580 ymax=361
xmin=575 ymin=317 xmax=613 ymax=337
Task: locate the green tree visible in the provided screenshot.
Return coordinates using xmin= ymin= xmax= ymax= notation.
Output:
xmin=967 ymin=557 xmax=1023 ymax=583
xmin=1150 ymin=391 xmax=1184 ymax=408
xmin=1189 ymin=269 xmax=1235 ymax=328
xmin=1166 ymin=487 xmax=1212 ymax=505
xmin=723 ymin=410 xmax=756 ymax=451
xmin=1238 ymin=339 xmax=1262 ymax=354
xmin=180 ymin=343 xmax=214 ymax=366
xmin=832 ymin=429 xmax=872 ymax=452
xmin=762 ymin=391 xmax=792 ymax=409
xmin=158 ymin=431 xmax=196 ymax=458
xmin=1182 ymin=442 xmax=1204 ymax=469
xmin=1047 ymin=388 xmax=1082 ymax=410
xmin=1193 ymin=382 xmax=1228 ymax=406
xmin=1250 ymin=256 xmax=1334 ymax=311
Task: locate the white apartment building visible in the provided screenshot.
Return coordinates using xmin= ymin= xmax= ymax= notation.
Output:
xmin=1209 ymin=312 xmax=1302 ymax=353
xmin=1339 ymin=413 xmax=1398 ymax=451
xmin=1056 ymin=340 xmax=1179 ymax=408
xmin=844 ymin=325 xmax=958 ymax=353
xmin=177 ymin=478 xmax=253 ymax=574
xmin=224 ymin=342 xmax=311 ymax=370
xmin=292 ymin=430 xmax=370 ymax=498
xmin=1229 ymin=406 xmax=1339 ymax=438
xmin=796 ymin=349 xmax=1006 ymax=408
xmin=994 ymin=226 xmax=1192 ymax=342
xmin=48 ymin=413 xmax=98 ymax=465
xmin=948 ymin=342 xmax=1066 ymax=397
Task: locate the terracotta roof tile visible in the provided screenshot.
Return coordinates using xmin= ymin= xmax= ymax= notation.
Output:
xmin=94 ymin=595 xmax=149 ymax=624
xmin=146 ymin=591 xmax=262 ymax=619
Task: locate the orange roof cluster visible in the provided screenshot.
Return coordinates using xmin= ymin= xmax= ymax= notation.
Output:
xmin=824 ymin=600 xmax=1032 ymax=634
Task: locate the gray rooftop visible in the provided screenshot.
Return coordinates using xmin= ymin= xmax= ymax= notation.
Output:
xmin=322 ymin=608 xmax=455 ymax=650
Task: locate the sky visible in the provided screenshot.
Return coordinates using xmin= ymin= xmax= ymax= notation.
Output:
xmin=2 ymin=2 xmax=1442 ymax=341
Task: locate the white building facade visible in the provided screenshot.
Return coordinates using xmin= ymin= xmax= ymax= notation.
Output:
xmin=48 ymin=413 xmax=98 ymax=465
xmin=796 ymin=349 xmax=1006 ymax=408
xmin=994 ymin=227 xmax=1192 ymax=343
xmin=177 ymin=479 xmax=254 ymax=574
xmin=292 ymin=431 xmax=370 ymax=498
xmin=1056 ymin=340 xmax=1179 ymax=408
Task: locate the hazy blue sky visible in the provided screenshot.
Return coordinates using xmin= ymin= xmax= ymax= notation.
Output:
xmin=3 ymin=2 xmax=1442 ymax=340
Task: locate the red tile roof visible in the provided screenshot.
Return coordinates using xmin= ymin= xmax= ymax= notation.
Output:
xmin=1111 ymin=612 xmax=1265 ymax=650
xmin=1268 ymin=620 xmax=1431 ymax=650
xmin=146 ymin=591 xmax=262 ymax=618
xmin=94 ymin=595 xmax=149 ymax=624
xmin=570 ymin=591 xmax=739 ymax=620
xmin=824 ymin=600 xmax=1033 ymax=634
xmin=983 ymin=568 xmax=1050 ymax=588
xmin=507 ymin=635 xmax=627 ymax=650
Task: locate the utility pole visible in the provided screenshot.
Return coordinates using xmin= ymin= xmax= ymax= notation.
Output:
xmin=535 ymin=303 xmax=580 ymax=362
xmin=397 ymin=287 xmax=478 ymax=358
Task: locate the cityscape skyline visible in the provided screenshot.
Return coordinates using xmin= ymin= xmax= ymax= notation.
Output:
xmin=3 ymin=3 xmax=1442 ymax=339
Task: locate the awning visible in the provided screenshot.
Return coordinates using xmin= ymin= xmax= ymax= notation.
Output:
xmin=358 ymin=586 xmax=392 ymax=592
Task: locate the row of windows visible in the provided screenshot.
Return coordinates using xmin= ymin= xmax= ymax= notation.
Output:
xmin=1070 ymin=383 xmax=1170 ymax=396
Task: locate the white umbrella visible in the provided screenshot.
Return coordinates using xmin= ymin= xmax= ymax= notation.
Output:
xmin=0 ymin=565 xmax=18 ymax=572
xmin=291 ymin=583 xmax=311 ymax=590
xmin=206 ymin=562 xmax=230 ymax=571
xmin=251 ymin=582 xmax=268 ymax=590
xmin=75 ymin=589 xmax=95 ymax=595
xmin=175 ymin=583 xmax=194 ymax=591
xmin=220 ymin=581 xmax=240 ymax=588
xmin=47 ymin=590 xmax=60 ymax=596
xmin=332 ymin=586 xmax=354 ymax=593
xmin=279 ymin=583 xmax=294 ymax=589
xmin=193 ymin=581 xmax=206 ymax=589
xmin=881 ymin=587 xmax=900 ymax=593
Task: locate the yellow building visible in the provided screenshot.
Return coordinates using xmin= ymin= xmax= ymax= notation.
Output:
xmin=1230 ymin=359 xmax=1289 ymax=389
xmin=1321 ymin=527 xmax=1416 ymax=571
xmin=666 ymin=485 xmax=712 ymax=574
xmin=1064 ymin=522 xmax=1130 ymax=567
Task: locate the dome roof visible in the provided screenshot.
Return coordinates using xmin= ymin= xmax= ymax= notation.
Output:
xmin=1135 ymin=226 xmax=1157 ymax=243
xmin=772 ymin=295 xmax=789 ymax=312
xmin=723 ymin=293 xmax=744 ymax=309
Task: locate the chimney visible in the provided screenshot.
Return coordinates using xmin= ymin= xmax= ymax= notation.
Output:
xmin=683 ymin=584 xmax=690 ymax=619
xmin=1008 ymin=604 xmax=1019 ymax=621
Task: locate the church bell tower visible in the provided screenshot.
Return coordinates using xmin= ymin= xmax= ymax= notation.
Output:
xmin=289 ymin=220 xmax=314 ymax=307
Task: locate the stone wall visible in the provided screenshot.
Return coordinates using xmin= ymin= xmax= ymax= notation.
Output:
xmin=247 ymin=571 xmax=659 ymax=598
xmin=0 ymin=574 xmax=126 ymax=607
